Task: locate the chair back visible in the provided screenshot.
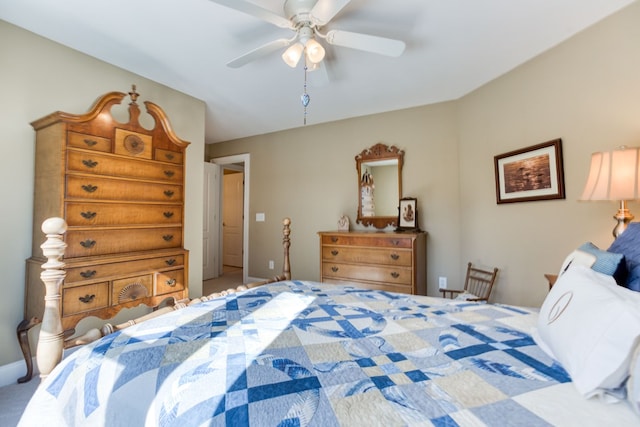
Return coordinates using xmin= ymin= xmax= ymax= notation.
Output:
xmin=464 ymin=262 xmax=499 ymax=301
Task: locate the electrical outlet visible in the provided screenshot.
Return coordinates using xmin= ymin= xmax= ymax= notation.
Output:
xmin=438 ymin=276 xmax=447 ymax=289
xmin=268 ymin=260 xmax=274 ymax=270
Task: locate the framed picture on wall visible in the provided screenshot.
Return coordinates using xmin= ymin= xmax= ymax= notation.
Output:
xmin=397 ymin=197 xmax=419 ymax=231
xmin=494 ymin=138 xmax=565 ymax=204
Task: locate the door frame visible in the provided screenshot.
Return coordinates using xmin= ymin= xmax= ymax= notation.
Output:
xmin=211 ymin=154 xmax=250 ymax=284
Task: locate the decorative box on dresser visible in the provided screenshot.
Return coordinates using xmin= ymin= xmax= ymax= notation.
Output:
xmin=17 ymin=87 xmax=190 ymax=381
xmin=318 ymin=231 xmax=427 ymax=295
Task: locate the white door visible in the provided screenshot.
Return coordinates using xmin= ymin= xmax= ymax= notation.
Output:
xmin=203 ymin=162 xmax=220 ymax=280
xmin=223 ymin=170 xmax=244 ymax=267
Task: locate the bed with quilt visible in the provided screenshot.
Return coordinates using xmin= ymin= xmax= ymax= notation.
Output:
xmin=19 ymin=220 xmax=640 ymax=426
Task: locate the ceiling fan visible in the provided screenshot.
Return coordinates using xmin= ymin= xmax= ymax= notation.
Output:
xmin=211 ymin=0 xmax=406 ymax=69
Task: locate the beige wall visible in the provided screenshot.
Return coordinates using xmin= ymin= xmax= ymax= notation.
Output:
xmin=208 ymin=103 xmax=462 ymax=296
xmin=0 ymin=21 xmax=205 ymax=368
xmin=208 ymin=1 xmax=640 ymax=308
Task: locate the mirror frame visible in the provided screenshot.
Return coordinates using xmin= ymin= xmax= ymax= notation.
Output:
xmin=355 ymin=143 xmax=404 ymax=229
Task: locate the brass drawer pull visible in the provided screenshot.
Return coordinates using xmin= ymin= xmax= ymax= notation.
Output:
xmin=80 ymin=211 xmax=97 ymax=220
xmin=166 ymin=258 xmax=176 ymax=266
xmin=82 ymin=184 xmax=98 ymax=193
xmin=83 ymin=138 xmax=97 ymax=147
xmin=331 ymin=250 xmax=339 ymax=256
xmin=165 ymin=153 xmax=175 ymax=161
xmin=390 ymin=253 xmax=399 ymax=260
xmin=164 ymin=170 xmax=175 ymax=178
xmin=331 ymin=237 xmax=338 ymax=243
xmin=391 ymin=240 xmax=400 ymax=246
xmin=79 ymin=294 xmax=95 ymax=304
xmin=166 ymin=278 xmax=177 ymax=287
xmin=331 ymin=266 xmax=339 ymax=272
xmin=163 ymin=211 xmax=174 ymax=218
xmin=163 ymin=235 xmax=174 ymax=242
xmin=80 ymin=239 xmax=96 ymax=249
xmin=80 ymin=270 xmax=97 ymax=279
xmin=164 ymin=190 xmax=174 ymax=198
xmin=82 ymin=159 xmax=98 ymax=168
xmin=390 ymin=272 xmax=400 ymax=279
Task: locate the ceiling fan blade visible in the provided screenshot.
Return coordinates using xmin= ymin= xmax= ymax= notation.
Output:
xmin=325 ymin=30 xmax=406 ymax=57
xmin=210 ymin=0 xmax=293 ymax=29
xmin=310 ymin=0 xmax=350 ymax=26
xmin=227 ymin=38 xmax=292 ymax=68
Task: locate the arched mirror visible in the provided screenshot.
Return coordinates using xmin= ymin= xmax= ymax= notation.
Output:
xmin=356 ymin=143 xmax=404 ymax=229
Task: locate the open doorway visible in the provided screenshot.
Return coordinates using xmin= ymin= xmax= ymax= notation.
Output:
xmin=206 ymin=154 xmax=250 ymax=286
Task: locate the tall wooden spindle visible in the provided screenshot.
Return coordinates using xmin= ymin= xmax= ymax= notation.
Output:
xmin=36 ymin=217 xmax=67 ymax=378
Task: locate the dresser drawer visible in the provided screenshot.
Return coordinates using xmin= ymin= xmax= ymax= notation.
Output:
xmin=156 ymin=269 xmax=185 ymax=295
xmin=67 ymin=150 xmax=183 ymax=183
xmin=321 ymin=234 xmax=413 ymax=249
xmin=66 ymin=175 xmax=183 ymax=202
xmin=322 ymin=246 xmax=412 ymax=267
xmin=65 ymin=202 xmax=182 ymax=226
xmin=65 ymin=227 xmax=183 ymax=257
xmin=112 ymin=274 xmax=153 ymax=305
xmin=155 ymin=148 xmax=183 ymax=164
xmin=65 ymin=253 xmax=184 ymax=283
xmin=322 ymin=262 xmax=412 ymax=285
xmin=67 ymin=131 xmax=111 ymax=152
xmin=63 ymin=282 xmax=109 ymax=316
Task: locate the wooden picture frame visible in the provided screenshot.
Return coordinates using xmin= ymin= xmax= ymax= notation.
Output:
xmin=397 ymin=197 xmax=419 ymax=231
xmin=494 ymin=139 xmax=565 ymax=204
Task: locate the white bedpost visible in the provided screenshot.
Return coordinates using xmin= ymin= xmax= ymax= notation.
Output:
xmin=36 ymin=217 xmax=67 ymax=378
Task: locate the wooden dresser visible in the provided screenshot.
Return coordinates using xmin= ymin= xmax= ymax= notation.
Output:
xmin=19 ymin=87 xmax=190 ymax=379
xmin=318 ymin=231 xmax=426 ymax=295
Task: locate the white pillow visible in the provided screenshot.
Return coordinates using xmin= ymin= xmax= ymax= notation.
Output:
xmin=627 ymin=343 xmax=640 ymax=414
xmin=536 ymin=265 xmax=640 ymax=398
xmin=558 ymin=249 xmax=596 ymax=277
xmin=455 ymin=291 xmax=481 ymax=301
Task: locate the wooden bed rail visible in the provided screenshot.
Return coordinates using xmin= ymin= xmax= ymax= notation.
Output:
xmin=31 ymin=217 xmax=292 ymax=379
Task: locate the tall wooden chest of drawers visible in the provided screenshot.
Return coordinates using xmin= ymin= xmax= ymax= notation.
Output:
xmin=318 ymin=231 xmax=427 ymax=295
xmin=24 ymin=87 xmax=190 ymax=335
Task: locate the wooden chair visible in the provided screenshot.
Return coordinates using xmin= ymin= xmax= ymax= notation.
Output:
xmin=440 ymin=262 xmax=499 ymax=302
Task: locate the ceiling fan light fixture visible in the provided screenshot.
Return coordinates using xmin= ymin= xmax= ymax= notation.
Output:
xmin=305 ymin=38 xmax=325 ymax=63
xmin=282 ymin=42 xmax=304 ymax=67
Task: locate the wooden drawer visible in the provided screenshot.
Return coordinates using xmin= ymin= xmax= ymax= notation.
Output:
xmin=65 ymin=227 xmax=183 ymax=257
xmin=63 ymin=282 xmax=109 ymax=316
xmin=156 ymin=269 xmax=185 ymax=295
xmin=66 ymin=175 xmax=183 ymax=202
xmin=65 ymin=202 xmax=182 ymax=226
xmin=112 ymin=274 xmax=153 ymax=305
xmin=67 ymin=150 xmax=183 ymax=182
xmin=322 ymin=262 xmax=412 ymax=285
xmin=322 ymin=246 xmax=412 ymax=267
xmin=67 ymin=131 xmax=111 ymax=152
xmin=155 ymin=148 xmax=183 ymax=164
xmin=321 ymin=234 xmax=413 ymax=249
xmin=65 ymin=253 xmax=185 ymax=283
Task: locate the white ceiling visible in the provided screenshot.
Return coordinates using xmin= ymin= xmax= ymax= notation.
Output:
xmin=0 ymin=0 xmax=635 ymax=143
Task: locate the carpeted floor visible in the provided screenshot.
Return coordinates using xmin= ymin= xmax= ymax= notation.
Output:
xmin=203 ymin=266 xmax=244 ymax=295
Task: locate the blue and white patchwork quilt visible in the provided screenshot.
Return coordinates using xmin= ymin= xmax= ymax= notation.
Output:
xmin=19 ymin=281 xmax=636 ymax=426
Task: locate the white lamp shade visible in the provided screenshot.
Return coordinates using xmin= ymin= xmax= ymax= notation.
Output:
xmin=581 ymin=147 xmax=640 ymax=201
xmin=282 ymin=43 xmax=304 ymax=68
xmin=305 ymin=38 xmax=325 ymax=63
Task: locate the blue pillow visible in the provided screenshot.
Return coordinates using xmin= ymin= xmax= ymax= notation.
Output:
xmin=578 ymin=242 xmax=627 ymax=285
xmin=608 ymin=222 xmax=640 ymax=291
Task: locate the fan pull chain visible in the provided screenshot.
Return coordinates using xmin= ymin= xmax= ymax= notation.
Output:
xmin=301 ymin=65 xmax=310 ymax=125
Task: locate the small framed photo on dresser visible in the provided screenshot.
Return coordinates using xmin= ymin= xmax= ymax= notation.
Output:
xmin=397 ymin=197 xmax=419 ymax=231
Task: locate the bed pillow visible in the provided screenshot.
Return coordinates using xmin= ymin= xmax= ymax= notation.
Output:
xmin=557 ymin=249 xmax=596 ymax=277
xmin=536 ymin=265 xmax=640 ymax=398
xmin=627 ymin=343 xmax=640 ymax=415
xmin=608 ymin=223 xmax=640 ymax=291
xmin=577 ymin=242 xmax=626 ymax=285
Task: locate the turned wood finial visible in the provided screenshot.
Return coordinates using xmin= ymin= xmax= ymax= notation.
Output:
xmin=282 ymin=217 xmax=291 ymax=280
xmin=37 ymin=217 xmax=67 ymax=378
xmin=128 ymin=84 xmax=139 ymax=104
